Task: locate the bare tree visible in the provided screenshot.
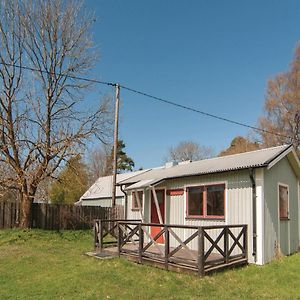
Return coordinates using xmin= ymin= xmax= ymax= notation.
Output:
xmin=258 ymin=45 xmax=300 ymax=154
xmin=86 ymin=144 xmax=111 ymax=184
xmin=86 ymin=139 xmax=135 ymax=183
xmin=165 ymin=141 xmax=214 ymax=163
xmin=0 ymin=0 xmax=112 ymax=227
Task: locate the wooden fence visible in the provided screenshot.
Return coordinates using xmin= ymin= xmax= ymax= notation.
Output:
xmin=0 ymin=201 xmax=20 ymax=229
xmin=0 ymin=201 xmax=124 ymax=230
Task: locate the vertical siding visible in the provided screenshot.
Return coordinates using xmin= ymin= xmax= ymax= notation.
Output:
xmin=127 ymin=191 xmax=145 ymax=221
xmin=154 ymin=170 xmax=253 ymax=261
xmin=264 ymin=157 xmax=299 ymax=263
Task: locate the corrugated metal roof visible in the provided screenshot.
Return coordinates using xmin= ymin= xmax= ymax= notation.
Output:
xmin=80 ymin=170 xmax=149 ymax=200
xmin=120 ymin=145 xmax=292 ymax=188
xmin=124 ymin=179 xmax=160 ymax=190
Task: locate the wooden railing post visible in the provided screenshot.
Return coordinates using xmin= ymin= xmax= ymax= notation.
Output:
xmin=224 ymin=226 xmax=229 ymax=264
xmin=244 ymin=225 xmax=248 ymax=259
xmin=138 ymin=223 xmax=144 ymax=263
xmin=198 ymin=227 xmax=204 ymax=276
xmin=94 ymin=220 xmax=98 ymax=251
xmin=118 ymin=222 xmax=123 ymax=257
xmin=164 ymin=225 xmax=169 ymax=270
xmin=99 ymin=220 xmax=103 ymax=252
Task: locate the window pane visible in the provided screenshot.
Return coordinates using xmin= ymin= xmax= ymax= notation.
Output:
xmin=279 ymin=185 xmax=288 ymax=219
xmin=132 ymin=191 xmax=143 ymax=209
xmin=206 ymin=185 xmax=224 ymax=216
xmin=188 ymin=187 xmax=203 ymax=216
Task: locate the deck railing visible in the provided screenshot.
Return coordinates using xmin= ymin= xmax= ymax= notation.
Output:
xmin=94 ymin=219 xmax=141 ymax=252
xmin=94 ymin=219 xmax=248 ymax=275
xmin=117 ymin=222 xmax=248 ymax=275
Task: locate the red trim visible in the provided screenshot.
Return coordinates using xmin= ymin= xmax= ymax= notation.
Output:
xmin=167 ymin=189 xmax=184 ymax=196
xmin=186 ymin=184 xmax=225 ymax=219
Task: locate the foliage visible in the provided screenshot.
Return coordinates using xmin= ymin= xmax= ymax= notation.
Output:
xmin=165 ymin=140 xmax=214 ymax=162
xmin=259 ymin=45 xmax=300 ymax=154
xmin=102 ymin=140 xmax=134 ymax=175
xmin=50 ymin=155 xmax=88 ymax=204
xmin=86 ymin=140 xmax=134 ymax=181
xmin=0 ymin=0 xmax=112 ymax=227
xmin=0 ymin=229 xmax=300 ymax=299
xmin=219 ymin=136 xmax=260 ymax=156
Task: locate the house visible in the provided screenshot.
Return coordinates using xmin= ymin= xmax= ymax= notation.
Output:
xmin=117 ymin=144 xmax=300 ymax=265
xmin=77 ymin=170 xmax=149 ymax=207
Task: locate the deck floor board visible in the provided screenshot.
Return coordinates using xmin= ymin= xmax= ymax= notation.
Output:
xmin=98 ymin=243 xmax=247 ymax=275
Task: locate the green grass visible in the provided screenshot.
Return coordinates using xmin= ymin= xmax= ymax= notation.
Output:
xmin=0 ymin=229 xmax=299 ymax=300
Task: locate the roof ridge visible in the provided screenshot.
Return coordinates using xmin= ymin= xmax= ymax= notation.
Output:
xmin=180 ymin=144 xmax=290 ymax=166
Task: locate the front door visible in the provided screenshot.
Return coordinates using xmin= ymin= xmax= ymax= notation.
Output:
xmin=151 ymin=189 xmax=165 ymax=243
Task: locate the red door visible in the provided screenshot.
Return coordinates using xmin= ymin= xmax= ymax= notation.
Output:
xmin=151 ymin=190 xmax=165 ymax=243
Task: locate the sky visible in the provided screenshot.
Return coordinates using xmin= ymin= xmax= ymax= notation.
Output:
xmin=84 ymin=0 xmax=300 ymax=169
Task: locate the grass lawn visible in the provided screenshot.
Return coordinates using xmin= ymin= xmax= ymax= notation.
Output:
xmin=0 ymin=229 xmax=299 ymax=299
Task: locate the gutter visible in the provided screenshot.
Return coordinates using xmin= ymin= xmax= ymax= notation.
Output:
xmin=120 ymin=184 xmax=128 ymax=219
xmin=249 ymin=168 xmax=257 ymax=262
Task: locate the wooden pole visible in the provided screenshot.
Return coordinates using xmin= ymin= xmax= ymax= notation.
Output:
xmin=198 ymin=227 xmax=204 ymax=276
xmin=112 ymin=84 xmax=120 ymax=207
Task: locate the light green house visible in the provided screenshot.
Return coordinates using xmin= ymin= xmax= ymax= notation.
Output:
xmin=119 ymin=145 xmax=300 ymax=265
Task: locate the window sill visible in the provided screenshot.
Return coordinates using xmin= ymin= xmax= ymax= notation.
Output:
xmin=131 ymin=208 xmax=141 ymax=212
xmin=280 ymin=217 xmax=290 ymax=221
xmin=185 ymin=217 xmax=225 ymax=221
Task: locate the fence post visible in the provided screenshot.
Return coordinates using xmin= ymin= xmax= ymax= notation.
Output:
xmin=138 ymin=223 xmax=143 ymax=264
xmin=198 ymin=227 xmax=204 ymax=276
xmin=164 ymin=225 xmax=169 ymax=270
xmin=224 ymin=226 xmax=229 ymax=264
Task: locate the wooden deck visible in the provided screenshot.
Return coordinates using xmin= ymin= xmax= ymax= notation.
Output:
xmin=99 ymin=243 xmax=247 ymax=275
xmin=94 ymin=220 xmax=248 ymax=276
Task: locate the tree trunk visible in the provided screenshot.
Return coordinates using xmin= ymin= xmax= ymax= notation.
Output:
xmin=19 ymin=192 xmax=34 ymax=228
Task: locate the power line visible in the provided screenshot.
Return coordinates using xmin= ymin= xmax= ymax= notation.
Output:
xmin=0 ymin=61 xmax=115 ymax=87
xmin=120 ymin=84 xmax=293 ymax=141
xmin=0 ymin=61 xmax=293 ymax=141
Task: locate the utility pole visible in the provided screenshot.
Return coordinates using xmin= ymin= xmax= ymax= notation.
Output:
xmin=112 ymin=83 xmax=120 ymax=207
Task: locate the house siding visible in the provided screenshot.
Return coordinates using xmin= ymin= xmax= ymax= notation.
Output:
xmin=127 ymin=169 xmax=255 ymax=263
xmin=81 ymin=197 xmax=124 ymax=207
xmin=264 ymin=157 xmax=300 ymax=263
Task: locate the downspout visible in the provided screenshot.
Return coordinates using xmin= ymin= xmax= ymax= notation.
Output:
xmin=249 ymin=168 xmax=257 ymax=262
xmin=120 ymin=185 xmax=128 ymax=220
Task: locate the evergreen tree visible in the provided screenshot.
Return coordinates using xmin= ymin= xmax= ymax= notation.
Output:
xmin=105 ymin=140 xmax=135 ymax=175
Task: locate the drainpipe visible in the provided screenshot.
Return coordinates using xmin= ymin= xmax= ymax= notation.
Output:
xmin=249 ymin=168 xmax=257 ymax=262
xmin=120 ymin=185 xmax=127 ymax=220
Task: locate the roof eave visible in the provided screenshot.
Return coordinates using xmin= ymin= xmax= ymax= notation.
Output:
xmin=119 ymin=164 xmax=268 ymax=187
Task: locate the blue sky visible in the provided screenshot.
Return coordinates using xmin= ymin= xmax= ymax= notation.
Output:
xmin=85 ymin=0 xmax=300 ymax=169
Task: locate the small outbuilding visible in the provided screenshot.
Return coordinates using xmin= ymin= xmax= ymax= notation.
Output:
xmin=77 ymin=170 xmax=148 ymax=207
xmin=118 ymin=144 xmax=300 ymax=265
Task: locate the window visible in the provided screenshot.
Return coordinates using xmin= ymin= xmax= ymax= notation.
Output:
xmin=187 ymin=184 xmax=225 ymax=218
xmin=187 ymin=187 xmax=204 ymax=216
xmin=207 ymin=185 xmax=225 ymax=216
xmin=132 ymin=191 xmax=143 ymax=210
xmin=279 ymin=185 xmax=288 ymax=219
